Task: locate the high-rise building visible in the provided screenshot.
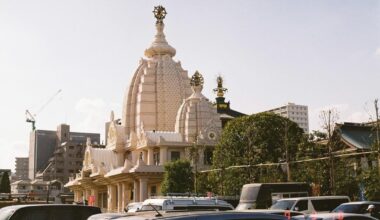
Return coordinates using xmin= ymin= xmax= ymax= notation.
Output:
xmin=15 ymin=157 xmax=29 ymax=180
xmin=265 ymin=102 xmax=309 ymax=133
xmin=28 ymin=124 xmax=100 ymax=180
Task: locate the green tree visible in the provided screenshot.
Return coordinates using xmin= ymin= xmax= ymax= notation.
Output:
xmin=0 ymin=172 xmax=10 ymax=193
xmin=361 ymin=168 xmax=380 ymax=201
xmin=161 ymin=160 xmax=193 ymax=195
xmin=212 ymin=112 xmax=304 ymax=196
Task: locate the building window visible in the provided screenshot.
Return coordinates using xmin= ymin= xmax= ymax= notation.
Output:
xmin=170 ymin=151 xmax=180 ymax=161
xmin=204 ymin=149 xmax=213 ymax=165
xmin=150 ymin=185 xmax=157 ymax=197
xmin=153 ymin=150 xmax=160 ymax=165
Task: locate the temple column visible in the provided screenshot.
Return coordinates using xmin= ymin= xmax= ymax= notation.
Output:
xmin=133 ymin=180 xmax=140 ymax=202
xmin=74 ymin=190 xmax=80 ymax=202
xmin=122 ymin=182 xmax=128 ymax=211
xmin=82 ymin=190 xmax=86 ymax=203
xmin=147 ymin=148 xmax=154 ymax=165
xmin=91 ymin=188 xmax=98 ymax=207
xmin=139 ymin=178 xmax=148 ymax=202
xmin=159 ymin=147 xmax=168 ymax=165
xmin=117 ymin=183 xmax=123 ymax=212
xmin=107 ymin=185 xmax=117 ymax=212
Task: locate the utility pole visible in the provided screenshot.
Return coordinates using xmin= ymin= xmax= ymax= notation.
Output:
xmin=374 ymin=99 xmax=380 ymax=175
xmin=327 ymin=110 xmax=335 ymax=195
xmin=285 ymin=120 xmax=291 ymax=181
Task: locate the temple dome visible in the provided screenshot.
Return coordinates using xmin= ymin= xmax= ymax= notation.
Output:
xmin=122 ymin=17 xmax=192 ymax=135
xmin=175 ymin=71 xmax=222 ymax=143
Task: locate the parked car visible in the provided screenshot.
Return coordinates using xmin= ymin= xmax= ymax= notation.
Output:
xmin=270 ymin=196 xmax=350 ymax=214
xmin=0 ymin=204 xmax=101 ymax=220
xmin=293 ymin=213 xmax=377 ymax=220
xmin=332 ymin=201 xmax=380 ymax=219
xmin=139 ymin=197 xmax=234 ymax=211
xmin=241 ymin=209 xmax=305 ymax=218
xmin=236 ymin=182 xmax=310 ymax=210
xmin=89 ymin=210 xmax=297 ymax=220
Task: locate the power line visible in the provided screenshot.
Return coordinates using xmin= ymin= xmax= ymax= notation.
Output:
xmin=199 ymin=151 xmax=377 ymax=173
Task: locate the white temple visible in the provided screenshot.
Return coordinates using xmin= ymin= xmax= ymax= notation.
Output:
xmin=65 ymin=6 xmax=222 ymax=212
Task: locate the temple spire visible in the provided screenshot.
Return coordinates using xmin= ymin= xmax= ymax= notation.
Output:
xmin=144 ymin=5 xmax=176 ymax=58
xmin=213 ymin=76 xmax=228 ymax=98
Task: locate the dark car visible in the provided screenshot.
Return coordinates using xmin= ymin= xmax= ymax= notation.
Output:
xmin=332 ymin=201 xmax=380 ymax=219
xmin=90 ymin=210 xmax=298 ymax=220
xmin=0 ymin=204 xmax=101 ymax=220
xmin=293 ymin=213 xmax=377 ymax=220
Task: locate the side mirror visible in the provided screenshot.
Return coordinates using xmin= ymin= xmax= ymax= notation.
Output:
xmin=294 ymin=207 xmax=299 ymax=211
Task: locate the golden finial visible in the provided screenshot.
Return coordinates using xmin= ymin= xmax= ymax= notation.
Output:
xmin=153 ymin=5 xmax=167 ymax=24
xmin=190 ymin=71 xmax=204 ymax=87
xmin=213 ymin=76 xmax=228 ymax=97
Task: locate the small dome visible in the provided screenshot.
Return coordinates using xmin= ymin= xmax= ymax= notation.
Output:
xmin=175 ymin=71 xmax=222 ymax=143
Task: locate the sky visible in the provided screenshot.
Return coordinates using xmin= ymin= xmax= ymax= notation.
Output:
xmin=0 ymin=0 xmax=379 ymax=172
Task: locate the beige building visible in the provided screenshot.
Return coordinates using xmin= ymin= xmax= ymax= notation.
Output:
xmin=15 ymin=157 xmax=29 ymax=180
xmin=265 ymin=102 xmax=309 ymax=133
xmin=66 ymin=6 xmax=222 ymax=212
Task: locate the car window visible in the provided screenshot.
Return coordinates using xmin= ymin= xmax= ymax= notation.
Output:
xmin=77 ymin=206 xmax=101 ymax=220
xmin=333 ymin=204 xmax=362 ymax=213
xmin=311 ymin=199 xmax=348 ymax=212
xmin=51 ymin=207 xmax=75 ymax=220
xmin=141 ymin=205 xmax=162 ymax=211
xmin=294 ymin=200 xmax=308 ymax=211
xmin=10 ymin=207 xmax=49 ymax=220
xmin=270 ymin=200 xmax=296 ymax=210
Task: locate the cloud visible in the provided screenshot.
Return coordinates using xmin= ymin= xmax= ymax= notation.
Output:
xmin=346 ymin=112 xmax=370 ymax=123
xmin=376 ymin=48 xmax=380 ymax=56
xmin=74 ymin=98 xmax=121 ymax=137
xmin=309 ymin=103 xmax=372 ymax=131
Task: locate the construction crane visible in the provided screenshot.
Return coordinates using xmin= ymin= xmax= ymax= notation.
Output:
xmin=25 ymin=89 xmax=62 ymax=131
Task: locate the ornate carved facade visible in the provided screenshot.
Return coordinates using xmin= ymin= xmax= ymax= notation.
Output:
xmin=65 ymin=6 xmax=222 ymax=212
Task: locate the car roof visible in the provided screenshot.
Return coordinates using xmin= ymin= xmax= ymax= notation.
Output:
xmin=307 ymin=212 xmax=377 ymax=218
xmin=142 ymin=198 xmax=231 ymax=206
xmin=106 ymin=211 xmax=291 ymax=220
xmin=0 ymin=204 xmax=98 ymax=211
xmin=339 ymin=201 xmax=380 ymax=205
xmin=276 ymin=196 xmax=349 ymax=201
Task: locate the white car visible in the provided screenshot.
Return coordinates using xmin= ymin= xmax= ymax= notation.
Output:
xmin=270 ymin=196 xmax=350 ymax=214
xmin=139 ymin=197 xmax=234 ymax=211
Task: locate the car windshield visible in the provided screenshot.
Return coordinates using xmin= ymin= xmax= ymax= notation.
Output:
xmin=270 ymin=200 xmax=296 ymax=210
xmin=332 ymin=204 xmax=363 ymax=213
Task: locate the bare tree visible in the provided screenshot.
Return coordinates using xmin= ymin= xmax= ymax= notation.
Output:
xmin=374 ymin=99 xmax=380 ymax=175
xmin=319 ymin=108 xmax=339 ymax=195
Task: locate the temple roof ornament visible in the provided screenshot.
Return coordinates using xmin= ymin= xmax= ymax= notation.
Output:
xmin=153 ymin=5 xmax=167 ymax=24
xmin=213 ymin=76 xmax=228 ymax=98
xmin=144 ymin=6 xmax=176 ymax=58
xmin=190 ymin=71 xmax=204 ymax=95
xmin=190 ymin=71 xmax=204 ymax=87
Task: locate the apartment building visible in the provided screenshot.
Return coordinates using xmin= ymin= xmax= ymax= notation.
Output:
xmin=266 ymin=102 xmax=309 ymax=133
xmin=15 ymin=157 xmax=29 ymax=180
